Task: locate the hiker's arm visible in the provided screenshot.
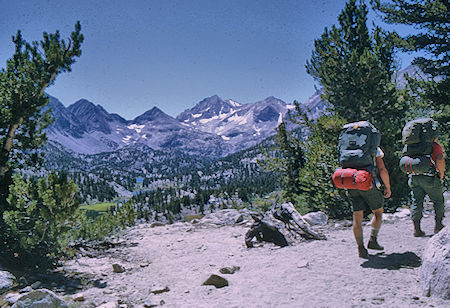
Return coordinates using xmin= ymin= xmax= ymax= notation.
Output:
xmin=376 ymin=156 xmax=391 ymax=198
xmin=435 ymin=153 xmax=445 ymax=180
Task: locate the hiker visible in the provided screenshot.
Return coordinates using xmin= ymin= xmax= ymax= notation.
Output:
xmin=349 ymin=146 xmax=391 ymax=258
xmin=400 ymin=118 xmax=445 ymax=236
xmin=332 ymin=121 xmax=391 ymax=258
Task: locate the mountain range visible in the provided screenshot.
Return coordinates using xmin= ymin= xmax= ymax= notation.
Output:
xmin=46 ymin=94 xmax=299 ymax=157
xmin=46 ymin=65 xmax=420 ymax=158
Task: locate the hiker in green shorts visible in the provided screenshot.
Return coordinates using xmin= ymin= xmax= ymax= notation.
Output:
xmin=409 ymin=138 xmax=446 ymax=236
xmin=348 ymin=147 xmax=391 ymax=258
xmin=333 ymin=121 xmax=391 ymax=258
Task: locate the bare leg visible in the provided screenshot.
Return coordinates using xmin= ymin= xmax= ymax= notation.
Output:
xmin=371 ymin=207 xmax=383 ymax=229
xmin=368 ymin=207 xmax=384 ymax=250
xmin=353 ymin=210 xmax=367 ymax=258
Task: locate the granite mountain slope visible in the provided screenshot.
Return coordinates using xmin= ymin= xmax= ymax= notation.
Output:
xmin=46 ymin=95 xmax=296 ymax=157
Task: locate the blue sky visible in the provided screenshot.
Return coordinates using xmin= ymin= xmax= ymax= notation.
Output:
xmin=1 ymin=0 xmax=417 ymax=119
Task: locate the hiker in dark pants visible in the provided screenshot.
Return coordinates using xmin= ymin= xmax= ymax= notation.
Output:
xmin=409 ymin=138 xmax=446 ymax=236
xmin=349 ymin=148 xmax=391 ymax=258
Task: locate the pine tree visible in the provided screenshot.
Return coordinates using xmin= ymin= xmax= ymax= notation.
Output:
xmin=306 ymin=0 xmax=402 ymax=125
xmin=373 ymin=0 xmax=449 ymax=155
xmin=0 ymin=22 xmax=84 ymax=206
xmin=306 ymin=0 xmax=410 ymax=209
xmin=259 ymin=115 xmax=305 ymax=203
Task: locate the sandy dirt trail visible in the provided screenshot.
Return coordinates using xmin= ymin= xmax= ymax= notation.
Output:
xmin=63 ymin=206 xmax=449 ymax=308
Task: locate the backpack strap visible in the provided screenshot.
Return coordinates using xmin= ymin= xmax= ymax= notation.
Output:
xmin=353 ymin=171 xmax=358 ymax=189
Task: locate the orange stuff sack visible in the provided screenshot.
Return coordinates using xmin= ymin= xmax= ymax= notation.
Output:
xmin=332 ymin=168 xmax=373 ymax=191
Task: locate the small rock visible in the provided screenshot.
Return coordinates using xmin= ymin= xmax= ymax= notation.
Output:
xmin=143 ymin=295 xmax=157 ymax=307
xmin=94 ymin=280 xmax=108 ymax=288
xmin=371 ymin=297 xmax=385 ymax=303
xmin=297 ymin=260 xmax=309 ymax=268
xmin=140 ymin=262 xmax=151 ymax=268
xmin=150 ymin=286 xmax=170 ymax=294
xmin=30 ymin=281 xmax=42 ymax=289
xmin=19 ymin=286 xmax=33 ymax=293
xmin=202 ymin=274 xmax=229 ymax=288
xmin=96 ymin=302 xmax=117 ymax=308
xmin=73 ymin=292 xmax=85 ymax=302
xmin=219 ymin=266 xmax=240 ymax=274
xmin=18 ymin=277 xmax=28 ymax=286
xmin=143 ymin=294 xmax=165 ymax=307
xmin=112 ymin=264 xmax=126 ymax=273
xmin=394 ymin=208 xmax=410 ymax=219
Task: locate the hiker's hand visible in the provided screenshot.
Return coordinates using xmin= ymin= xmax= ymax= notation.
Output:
xmin=384 ymin=187 xmax=391 ymax=198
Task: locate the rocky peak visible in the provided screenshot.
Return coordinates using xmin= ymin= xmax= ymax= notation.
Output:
xmin=133 ymin=106 xmax=180 ymax=126
xmin=176 ymin=95 xmax=238 ymax=122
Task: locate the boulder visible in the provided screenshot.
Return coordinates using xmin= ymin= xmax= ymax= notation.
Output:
xmin=11 ymin=289 xmax=68 ymax=308
xmin=419 ymin=226 xmax=450 ymax=299
xmin=0 ymin=270 xmax=15 ymax=294
xmin=302 ymin=211 xmax=328 ymax=226
xmin=202 ymin=274 xmax=229 ymax=288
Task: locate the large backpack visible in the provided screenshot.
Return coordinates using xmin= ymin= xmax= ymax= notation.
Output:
xmin=332 ymin=121 xmax=380 ymax=191
xmin=401 ymin=118 xmax=438 ymax=156
xmin=338 ymin=121 xmax=380 ymax=169
xmin=399 ymin=118 xmax=438 ymax=175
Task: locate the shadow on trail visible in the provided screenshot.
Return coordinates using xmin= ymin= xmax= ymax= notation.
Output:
xmin=361 ymin=251 xmax=422 ymax=270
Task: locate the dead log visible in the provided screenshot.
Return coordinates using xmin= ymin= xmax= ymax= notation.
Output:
xmin=245 ymin=202 xmax=326 ymax=248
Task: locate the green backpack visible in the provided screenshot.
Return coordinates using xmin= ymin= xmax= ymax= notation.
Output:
xmin=400 ymin=118 xmax=438 ymax=175
xmin=402 ymin=118 xmax=438 ymax=156
xmin=338 ymin=121 xmax=381 ymax=169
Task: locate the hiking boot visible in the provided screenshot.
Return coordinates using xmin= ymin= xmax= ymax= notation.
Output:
xmin=367 ymin=237 xmax=384 ymax=250
xmin=413 ymin=220 xmax=425 ymax=237
xmin=358 ymin=245 xmax=368 ymax=259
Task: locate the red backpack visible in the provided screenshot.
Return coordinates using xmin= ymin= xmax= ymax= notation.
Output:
xmin=332 ymin=168 xmax=373 ymax=191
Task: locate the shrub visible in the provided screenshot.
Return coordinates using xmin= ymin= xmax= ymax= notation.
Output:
xmin=2 ymin=172 xmax=79 ymax=267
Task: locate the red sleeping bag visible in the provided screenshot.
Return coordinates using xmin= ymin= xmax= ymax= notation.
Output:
xmin=332 ymin=168 xmax=373 ymax=191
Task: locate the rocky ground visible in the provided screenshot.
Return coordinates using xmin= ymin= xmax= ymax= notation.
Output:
xmin=1 ymin=201 xmax=449 ymax=308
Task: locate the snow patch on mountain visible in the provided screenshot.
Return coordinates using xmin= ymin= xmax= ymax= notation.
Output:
xmin=128 ymin=124 xmax=145 ymax=133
